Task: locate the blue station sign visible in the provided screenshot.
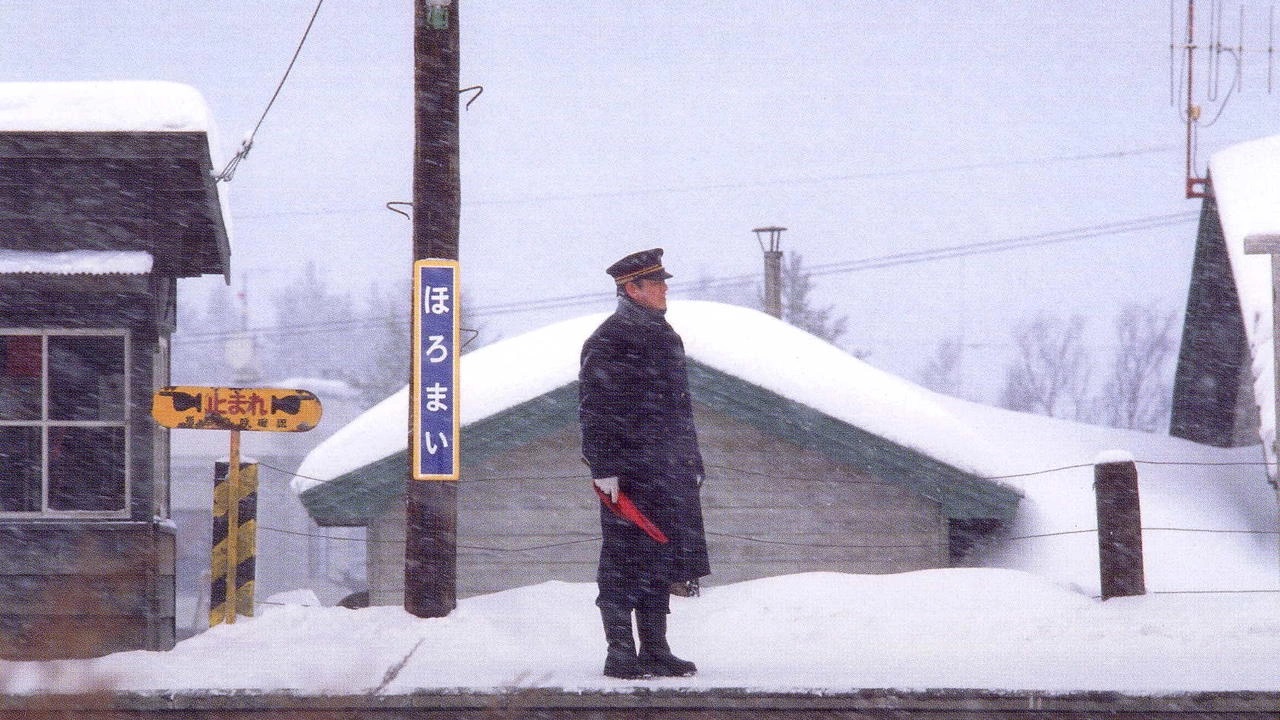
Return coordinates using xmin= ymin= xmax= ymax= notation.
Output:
xmin=411 ymin=258 xmax=461 ymax=480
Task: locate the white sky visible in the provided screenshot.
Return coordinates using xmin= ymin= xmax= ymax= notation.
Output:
xmin=4 ymin=2 xmax=1278 ymax=398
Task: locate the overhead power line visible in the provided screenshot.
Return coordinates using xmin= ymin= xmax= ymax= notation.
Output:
xmin=172 ymin=210 xmax=1198 ymax=346
xmin=252 ymin=457 xmax=1280 ymax=558
xmin=466 ymin=210 xmax=1200 ymax=318
xmin=802 ymin=211 xmax=1199 ymax=279
xmin=213 ymin=0 xmax=326 ymax=183
xmin=464 ymin=145 xmax=1180 ymax=207
xmin=230 ymin=145 xmax=1177 ymax=219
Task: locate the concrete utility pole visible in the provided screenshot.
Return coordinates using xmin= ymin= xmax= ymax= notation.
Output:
xmin=754 ymin=226 xmax=786 ymax=319
xmin=406 ymin=0 xmax=460 ymax=619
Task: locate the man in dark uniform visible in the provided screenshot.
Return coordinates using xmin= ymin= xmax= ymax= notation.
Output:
xmin=579 ymin=248 xmax=710 ymax=679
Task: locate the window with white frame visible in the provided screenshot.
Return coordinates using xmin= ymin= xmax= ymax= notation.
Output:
xmin=0 ymin=330 xmax=129 ymax=515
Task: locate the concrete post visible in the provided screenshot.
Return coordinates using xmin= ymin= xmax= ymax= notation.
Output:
xmin=1094 ymin=452 xmax=1145 ymax=600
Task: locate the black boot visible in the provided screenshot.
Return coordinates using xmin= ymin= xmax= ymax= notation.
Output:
xmin=600 ymin=606 xmax=649 ymax=679
xmin=637 ymin=610 xmax=697 ymax=677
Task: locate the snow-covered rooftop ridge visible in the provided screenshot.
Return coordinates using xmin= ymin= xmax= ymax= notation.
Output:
xmin=0 ymin=249 xmax=153 ymax=275
xmin=0 ymin=81 xmax=212 ymax=132
xmin=675 ymin=302 xmax=1011 ymax=478
xmin=292 ymin=301 xmax=1012 ymax=494
xmin=1209 ymin=135 xmax=1280 ymax=472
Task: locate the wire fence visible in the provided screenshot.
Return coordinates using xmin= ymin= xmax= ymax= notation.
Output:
xmin=240 ymin=455 xmax=1280 ymax=595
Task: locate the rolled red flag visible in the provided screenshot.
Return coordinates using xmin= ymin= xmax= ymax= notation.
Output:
xmin=594 ymin=485 xmax=669 ymax=544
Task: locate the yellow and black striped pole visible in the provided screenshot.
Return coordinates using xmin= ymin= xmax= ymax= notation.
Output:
xmin=210 ymin=430 xmax=257 ymax=627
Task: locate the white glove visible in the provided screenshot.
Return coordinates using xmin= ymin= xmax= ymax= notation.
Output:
xmin=696 ymin=473 xmax=705 ymax=488
xmin=593 ymin=476 xmax=620 ymax=502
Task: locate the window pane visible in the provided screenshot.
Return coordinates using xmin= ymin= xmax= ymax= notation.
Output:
xmin=0 ymin=426 xmax=41 ymax=511
xmin=0 ymin=335 xmax=42 ymax=420
xmin=49 ymin=336 xmax=125 ymax=421
xmin=48 ymin=426 xmax=125 ymax=511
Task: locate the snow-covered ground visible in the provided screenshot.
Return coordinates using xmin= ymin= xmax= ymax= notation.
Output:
xmin=2 ymin=570 xmax=1278 ymax=696
xmin=5 ymin=371 xmax=1280 ymax=696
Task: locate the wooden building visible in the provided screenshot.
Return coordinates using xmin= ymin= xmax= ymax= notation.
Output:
xmin=0 ymin=82 xmax=229 ymax=658
xmin=1170 ymin=187 xmax=1261 ymax=447
xmin=1171 ymin=134 xmax=1279 ymax=464
xmin=293 ymin=301 xmax=1022 ymax=605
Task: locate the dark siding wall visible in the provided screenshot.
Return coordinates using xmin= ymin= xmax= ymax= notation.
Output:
xmin=1170 ymin=193 xmax=1261 ymax=447
xmin=0 ymin=522 xmax=174 ymax=659
xmin=0 ymin=277 xmax=176 ymax=657
xmin=0 ymin=128 xmax=223 ymax=659
xmin=444 ymin=405 xmax=948 ymax=598
xmin=130 ymin=324 xmax=162 ymax=521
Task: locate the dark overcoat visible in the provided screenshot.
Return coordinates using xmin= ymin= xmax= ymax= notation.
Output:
xmin=579 ymin=298 xmax=711 ymax=601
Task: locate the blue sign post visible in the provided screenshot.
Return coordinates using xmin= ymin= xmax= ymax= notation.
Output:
xmin=412 ymin=259 xmax=461 ymax=480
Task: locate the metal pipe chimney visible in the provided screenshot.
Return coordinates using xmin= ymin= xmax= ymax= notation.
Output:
xmin=754 ymin=226 xmax=786 ymax=319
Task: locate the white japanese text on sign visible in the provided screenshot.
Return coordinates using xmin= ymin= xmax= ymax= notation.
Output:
xmin=411 ymin=259 xmax=461 ymax=480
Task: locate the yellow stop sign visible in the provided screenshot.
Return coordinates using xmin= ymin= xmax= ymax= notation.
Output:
xmin=151 ymin=386 xmax=322 ymax=432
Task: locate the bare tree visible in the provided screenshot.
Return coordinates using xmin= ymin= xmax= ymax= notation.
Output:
xmin=268 ymin=262 xmax=359 ymax=381
xmin=685 ymin=271 xmax=756 ymax=307
xmin=772 ymin=252 xmax=848 ymax=344
xmin=917 ymin=337 xmax=964 ymax=395
xmin=999 ymin=313 xmax=1092 ymax=420
xmin=171 ymin=285 xmax=239 ymax=385
xmin=1095 ymin=302 xmax=1177 ymax=432
xmin=347 ymin=281 xmax=410 ymax=406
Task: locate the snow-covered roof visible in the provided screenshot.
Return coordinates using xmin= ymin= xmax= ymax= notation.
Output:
xmin=0 ymin=249 xmax=153 ymax=275
xmin=1208 ymin=136 xmax=1280 ymax=470
xmin=0 ymin=82 xmax=231 ymax=281
xmin=0 ymin=81 xmax=212 ymax=132
xmin=293 ymin=301 xmax=1015 ymax=495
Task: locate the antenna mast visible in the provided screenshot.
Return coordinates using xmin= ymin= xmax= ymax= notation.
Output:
xmin=1172 ymin=0 xmax=1275 ymax=199
xmin=1182 ymin=0 xmax=1210 ymax=198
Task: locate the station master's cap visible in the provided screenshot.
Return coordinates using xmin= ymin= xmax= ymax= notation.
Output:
xmin=606 ymin=248 xmax=674 ymax=285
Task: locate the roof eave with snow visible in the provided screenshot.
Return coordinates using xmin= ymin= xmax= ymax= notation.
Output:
xmin=295 ymin=302 xmax=1022 ymax=527
xmin=0 ymin=82 xmax=231 ymax=281
xmin=0 ymin=250 xmax=154 ymax=275
xmin=0 ymin=81 xmax=212 ymax=133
